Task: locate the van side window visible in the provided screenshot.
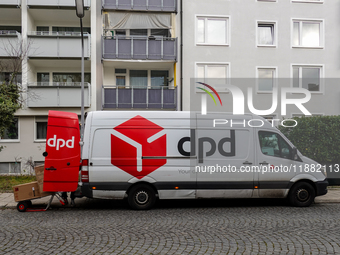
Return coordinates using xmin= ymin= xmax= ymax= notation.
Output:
xmin=259 ymin=131 xmax=292 ymax=159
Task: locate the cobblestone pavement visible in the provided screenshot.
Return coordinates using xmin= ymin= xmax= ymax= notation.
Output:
xmin=1 ymin=199 xmax=340 ymax=255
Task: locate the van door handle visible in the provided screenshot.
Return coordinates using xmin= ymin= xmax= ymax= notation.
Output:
xmin=259 ymin=162 xmax=269 ymax=165
xmin=45 ymin=167 xmax=57 ymax=171
xmin=243 ymin=161 xmax=252 ymax=165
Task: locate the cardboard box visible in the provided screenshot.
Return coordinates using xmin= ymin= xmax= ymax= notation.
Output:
xmin=34 ymin=164 xmax=45 ymax=193
xmin=13 ymin=181 xmax=53 ymax=202
xmin=13 ymin=182 xmax=41 ymax=202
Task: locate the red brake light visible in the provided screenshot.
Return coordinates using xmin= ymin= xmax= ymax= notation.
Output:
xmin=81 ymin=159 xmax=88 ymax=166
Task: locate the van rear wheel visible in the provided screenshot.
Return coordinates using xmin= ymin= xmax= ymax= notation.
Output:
xmin=128 ymin=184 xmax=156 ymax=210
xmin=289 ymin=182 xmax=315 ymax=207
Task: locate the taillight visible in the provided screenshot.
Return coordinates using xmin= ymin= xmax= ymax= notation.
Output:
xmin=81 ymin=159 xmax=89 ymax=183
xmin=81 ymin=159 xmax=89 ymax=166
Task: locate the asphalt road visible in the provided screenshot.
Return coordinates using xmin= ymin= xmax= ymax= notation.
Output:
xmin=1 ymin=199 xmax=340 ymax=254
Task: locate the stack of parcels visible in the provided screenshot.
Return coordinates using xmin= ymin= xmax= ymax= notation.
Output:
xmin=13 ymin=165 xmax=54 ymax=202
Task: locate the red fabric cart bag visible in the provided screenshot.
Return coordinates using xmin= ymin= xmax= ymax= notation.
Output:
xmin=43 ymin=111 xmax=81 ymax=192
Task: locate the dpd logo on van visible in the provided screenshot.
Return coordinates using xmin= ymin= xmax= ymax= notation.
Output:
xmin=111 ymin=116 xmax=167 ymax=179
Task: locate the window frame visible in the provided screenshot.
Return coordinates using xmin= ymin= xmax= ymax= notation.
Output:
xmin=34 ymin=117 xmax=48 ymax=142
xmin=291 ymin=19 xmax=324 ymax=48
xmin=195 ymin=62 xmax=230 ymax=93
xmin=256 ymin=66 xmax=278 ymax=93
xmin=291 ymin=0 xmax=323 ymax=4
xmin=256 ymin=21 xmax=277 ymax=47
xmin=0 ymin=117 xmax=20 ymax=143
xmin=291 ymin=64 xmax=324 ymax=94
xmin=196 ymin=15 xmax=230 ymax=46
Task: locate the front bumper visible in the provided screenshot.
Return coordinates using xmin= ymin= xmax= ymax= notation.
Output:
xmin=315 ymin=179 xmax=328 ymax=196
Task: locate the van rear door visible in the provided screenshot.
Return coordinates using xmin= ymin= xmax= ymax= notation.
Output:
xmin=43 ymin=111 xmax=81 ymax=192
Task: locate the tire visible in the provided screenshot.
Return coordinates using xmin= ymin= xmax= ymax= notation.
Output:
xmin=17 ymin=201 xmax=28 ymax=212
xmin=128 ymin=184 xmax=156 ymax=210
xmin=289 ymin=182 xmax=315 ymax=207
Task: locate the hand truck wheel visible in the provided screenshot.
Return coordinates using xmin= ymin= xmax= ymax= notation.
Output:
xmin=17 ymin=201 xmax=29 ymax=212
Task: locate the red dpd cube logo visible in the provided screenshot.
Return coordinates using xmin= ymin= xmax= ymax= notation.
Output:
xmin=111 ymin=116 xmax=167 ymax=179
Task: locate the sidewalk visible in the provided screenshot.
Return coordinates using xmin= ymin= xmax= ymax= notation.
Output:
xmin=1 ymin=187 xmax=339 ymax=209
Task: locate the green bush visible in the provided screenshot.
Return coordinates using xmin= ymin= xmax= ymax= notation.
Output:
xmin=279 ymin=116 xmax=340 ymax=163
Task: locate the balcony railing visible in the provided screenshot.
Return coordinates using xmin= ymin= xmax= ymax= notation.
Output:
xmin=102 ymin=0 xmax=176 ymax=12
xmin=103 ymin=85 xmax=177 ymax=109
xmin=27 ymin=0 xmax=90 ymax=8
xmin=103 ymin=36 xmax=177 ymax=61
xmin=28 ymin=32 xmax=90 ymax=58
xmin=0 ymin=31 xmax=21 ymax=57
xmin=27 ymin=82 xmax=91 ymax=108
xmin=0 ymin=0 xmax=21 ymax=6
xmin=28 ymin=31 xmax=87 ymax=37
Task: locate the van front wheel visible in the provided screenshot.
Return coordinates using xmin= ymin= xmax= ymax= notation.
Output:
xmin=128 ymin=184 xmax=156 ymax=210
xmin=289 ymin=182 xmax=315 ymax=207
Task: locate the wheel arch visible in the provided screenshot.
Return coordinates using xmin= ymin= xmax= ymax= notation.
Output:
xmin=126 ymin=181 xmax=159 ymax=197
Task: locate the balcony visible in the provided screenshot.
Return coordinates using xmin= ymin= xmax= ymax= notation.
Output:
xmin=27 ymin=0 xmax=90 ymax=8
xmin=0 ymin=31 xmax=21 ymax=57
xmin=102 ymin=85 xmax=177 ymax=109
xmin=103 ymin=36 xmax=177 ymax=61
xmin=0 ymin=0 xmax=20 ymax=6
xmin=102 ymin=0 xmax=176 ymax=12
xmin=28 ymin=32 xmax=90 ymax=59
xmin=27 ymin=82 xmax=91 ymax=108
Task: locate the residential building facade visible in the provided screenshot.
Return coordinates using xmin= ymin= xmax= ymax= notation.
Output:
xmin=0 ymin=0 xmax=339 ymax=173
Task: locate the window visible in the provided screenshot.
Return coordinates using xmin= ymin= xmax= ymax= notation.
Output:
xmin=52 ymin=27 xmax=91 ymax=34
xmin=53 ymin=73 xmax=91 ymax=84
xmin=151 ymin=29 xmax=171 ymax=38
xmin=257 ymin=22 xmax=276 ymax=46
xmin=130 ymin=70 xmax=147 ymax=87
xmin=130 ymin=29 xmax=147 ymax=36
xmin=0 ymin=162 xmax=21 ymax=174
xmin=0 ymin=26 xmax=21 ymax=33
xmin=35 ymin=118 xmax=47 ymax=141
xmin=197 ymin=63 xmax=229 ymax=90
xmin=1 ymin=118 xmax=19 ymax=140
xmin=292 ymin=65 xmax=322 ymax=92
xmin=37 ymin=73 xmax=49 ymax=86
xmin=293 ymin=20 xmax=323 ymax=47
xmin=292 ymin=0 xmax=323 ymax=3
xmin=0 ymin=72 xmax=22 ymax=84
xmin=115 ymin=69 xmax=126 ymax=87
xmin=197 ymin=64 xmax=228 ymax=79
xmin=257 ymin=68 xmax=276 ymax=92
xmin=151 ymin=71 xmax=169 ymax=87
xmin=197 ymin=16 xmax=229 ymax=45
xmin=259 ymin=131 xmax=292 ymax=159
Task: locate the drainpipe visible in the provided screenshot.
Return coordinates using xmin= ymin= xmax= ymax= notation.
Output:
xmin=180 ymin=0 xmax=183 ymax=111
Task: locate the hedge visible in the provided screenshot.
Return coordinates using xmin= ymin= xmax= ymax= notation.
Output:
xmin=279 ymin=116 xmax=340 ymax=164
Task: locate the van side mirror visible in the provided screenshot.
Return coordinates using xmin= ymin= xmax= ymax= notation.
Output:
xmin=292 ymin=147 xmax=298 ymax=160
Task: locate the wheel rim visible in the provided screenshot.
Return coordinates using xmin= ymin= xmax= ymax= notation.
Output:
xmin=135 ymin=191 xmax=149 ymax=205
xmin=19 ymin=204 xmax=24 ymax=210
xmin=296 ymin=188 xmax=309 ymax=202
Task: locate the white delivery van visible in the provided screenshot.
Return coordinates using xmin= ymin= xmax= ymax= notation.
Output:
xmin=73 ymin=111 xmax=327 ymax=210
